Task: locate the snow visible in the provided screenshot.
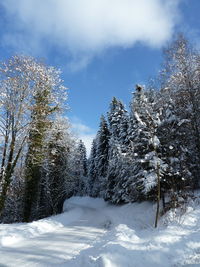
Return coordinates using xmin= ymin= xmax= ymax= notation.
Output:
xmin=1 ymin=196 xmax=200 ymax=266
xmin=150 ymin=135 xmax=160 ymax=148
xmin=134 ymin=112 xmax=145 ymax=126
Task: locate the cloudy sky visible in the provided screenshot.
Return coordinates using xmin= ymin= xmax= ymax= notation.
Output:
xmin=0 ymin=0 xmax=199 ymax=153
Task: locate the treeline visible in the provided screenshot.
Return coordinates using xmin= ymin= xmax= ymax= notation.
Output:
xmin=0 ymin=35 xmax=200 ymax=224
xmin=0 ymin=56 xmax=85 ymax=223
xmin=79 ymin=36 xmax=200 ymax=214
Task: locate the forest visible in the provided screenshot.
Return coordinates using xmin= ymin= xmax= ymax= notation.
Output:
xmin=0 ymin=35 xmax=199 ymax=226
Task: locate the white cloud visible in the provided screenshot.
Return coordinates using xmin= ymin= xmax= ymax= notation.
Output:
xmin=71 ymin=122 xmax=91 ymax=134
xmin=70 ymin=117 xmax=96 ymax=156
xmin=2 ymin=0 xmax=181 ymax=65
xmin=79 ymin=134 xmax=96 ymax=157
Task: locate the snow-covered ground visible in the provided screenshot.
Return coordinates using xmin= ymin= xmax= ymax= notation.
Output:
xmin=0 ymin=196 xmax=200 ymax=267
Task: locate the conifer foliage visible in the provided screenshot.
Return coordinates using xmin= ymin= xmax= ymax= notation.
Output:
xmin=73 ymin=140 xmax=88 ymax=196
xmin=86 ymin=36 xmax=200 ymax=226
xmin=0 ymin=35 xmax=200 ymax=226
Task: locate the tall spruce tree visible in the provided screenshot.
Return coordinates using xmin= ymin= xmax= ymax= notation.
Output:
xmin=105 ymin=98 xmax=129 ymax=203
xmin=73 ymin=140 xmax=88 ymax=196
xmin=93 ymin=116 xmax=110 ymax=197
xmin=129 ymin=86 xmax=167 ymax=202
xmin=39 ymin=117 xmax=74 ymax=217
xmin=88 ymin=139 xmax=98 ymax=196
xmin=24 ymin=86 xmax=52 ymax=221
xmin=23 ymin=62 xmax=67 ymax=222
xmin=158 ymin=90 xmax=193 ymax=209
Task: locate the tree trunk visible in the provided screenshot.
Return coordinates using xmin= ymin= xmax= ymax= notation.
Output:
xmin=0 ymin=136 xmax=25 ymax=215
xmin=0 ymin=112 xmax=10 ymax=181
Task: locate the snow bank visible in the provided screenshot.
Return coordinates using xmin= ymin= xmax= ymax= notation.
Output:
xmin=64 ymin=195 xmax=200 ymax=267
xmin=0 ymin=220 xmax=60 ymax=247
xmin=0 ymin=202 xmax=84 ymax=247
xmin=0 ymin=195 xmax=200 ymax=266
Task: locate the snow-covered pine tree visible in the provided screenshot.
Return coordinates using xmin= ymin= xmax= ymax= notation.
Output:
xmin=118 ymin=101 xmax=129 ymax=149
xmin=73 ymin=140 xmax=88 ymax=196
xmin=87 ymin=139 xmax=98 ymax=196
xmin=24 ymin=83 xmax=52 ymax=222
xmin=23 ymin=61 xmax=67 ymax=222
xmin=129 ymin=85 xmax=167 ymax=203
xmin=39 ymin=117 xmax=75 ymax=218
xmin=128 ymin=85 xmax=169 ymax=227
xmin=105 ymin=98 xmax=130 ymax=203
xmin=114 ymin=92 xmax=143 ymax=203
xmin=158 ymin=89 xmax=193 ymax=209
xmin=105 ymin=138 xmax=128 ymax=203
xmin=107 ymin=97 xmax=129 ymax=146
xmin=92 ymin=115 xmax=110 ymax=198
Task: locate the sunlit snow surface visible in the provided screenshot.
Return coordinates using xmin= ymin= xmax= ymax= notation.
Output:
xmin=0 ymin=196 xmax=200 ymax=266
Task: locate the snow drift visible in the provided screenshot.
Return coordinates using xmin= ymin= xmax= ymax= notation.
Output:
xmin=0 ymin=196 xmax=200 ymax=266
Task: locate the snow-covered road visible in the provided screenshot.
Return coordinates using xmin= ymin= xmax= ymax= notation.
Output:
xmin=0 ymin=199 xmax=108 ymax=266
xmin=0 ymin=196 xmax=200 ymax=267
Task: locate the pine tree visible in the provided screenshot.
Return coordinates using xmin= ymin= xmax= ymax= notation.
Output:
xmin=158 ymin=91 xmax=193 ymax=209
xmin=39 ymin=117 xmax=74 ymax=217
xmin=107 ymin=97 xmax=129 ymax=146
xmin=129 ymin=86 xmax=167 ymax=202
xmin=104 ymin=138 xmax=124 ymax=202
xmin=105 ymin=98 xmax=129 ymax=202
xmin=73 ymin=140 xmax=88 ymax=196
xmin=23 ymin=87 xmax=52 ymax=221
xmin=92 ymin=116 xmax=110 ymax=197
xmin=88 ymin=139 xmax=98 ymax=196
xmin=23 ymin=62 xmax=67 ymax=222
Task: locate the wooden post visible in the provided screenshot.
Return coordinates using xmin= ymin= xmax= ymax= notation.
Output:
xmin=155 ymin=162 xmax=161 ymax=228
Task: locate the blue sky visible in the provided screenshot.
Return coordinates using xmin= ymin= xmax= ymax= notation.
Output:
xmin=0 ymin=0 xmax=199 ymax=152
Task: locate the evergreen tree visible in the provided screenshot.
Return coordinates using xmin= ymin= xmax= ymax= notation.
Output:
xmin=129 ymin=85 xmax=167 ymax=202
xmin=24 ymin=87 xmax=52 ymax=221
xmin=105 ymin=98 xmax=129 ymax=202
xmin=73 ymin=140 xmax=88 ymax=196
xmin=92 ymin=116 xmax=110 ymax=197
xmin=23 ymin=62 xmax=67 ymax=222
xmin=104 ymin=138 xmax=123 ymax=202
xmin=158 ymin=92 xmax=192 ymax=209
xmin=39 ymin=117 xmax=74 ymax=217
xmin=88 ymin=139 xmax=98 ymax=196
xmin=107 ymin=97 xmax=129 ymax=146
